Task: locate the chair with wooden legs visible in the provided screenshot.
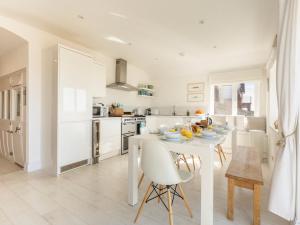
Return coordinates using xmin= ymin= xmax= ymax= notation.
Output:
xmin=134 ymin=140 xmax=193 ymax=225
xmin=175 ymin=153 xmax=191 ymax=172
xmin=190 ymin=155 xmax=202 ymax=171
xmin=138 ymin=152 xmax=192 ymax=188
xmin=215 ymin=144 xmax=226 ymax=166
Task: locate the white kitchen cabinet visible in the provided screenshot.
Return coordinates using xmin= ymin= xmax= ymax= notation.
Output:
xmin=99 ymin=118 xmax=121 ymax=159
xmin=55 ymin=45 xmax=107 ymax=174
xmin=146 ymin=116 xmax=185 ymax=131
xmin=145 ymin=116 xmax=158 ymax=132
xmin=60 ymin=121 xmax=91 ymax=166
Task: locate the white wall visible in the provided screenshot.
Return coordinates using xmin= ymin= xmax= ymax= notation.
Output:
xmin=0 ymin=14 xmax=152 ymax=172
xmin=151 ymin=74 xmax=209 ymax=115
xmin=0 ymin=44 xmax=27 ymax=76
xmin=152 ymin=67 xmax=267 ymax=116
xmin=96 ymin=61 xmax=152 ymax=109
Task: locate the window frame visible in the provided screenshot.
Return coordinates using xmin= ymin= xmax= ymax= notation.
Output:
xmin=210 ymin=80 xmax=261 ymax=116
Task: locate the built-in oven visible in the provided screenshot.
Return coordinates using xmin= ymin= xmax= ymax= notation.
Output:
xmin=121 ymin=117 xmax=136 ymax=155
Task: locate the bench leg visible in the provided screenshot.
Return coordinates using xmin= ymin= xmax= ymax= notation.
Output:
xmin=253 ymin=184 xmax=261 ymax=225
xmin=227 ymin=178 xmax=234 ymax=220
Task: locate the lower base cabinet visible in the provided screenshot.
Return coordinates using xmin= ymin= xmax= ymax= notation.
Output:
xmin=99 ymin=118 xmax=121 ymax=159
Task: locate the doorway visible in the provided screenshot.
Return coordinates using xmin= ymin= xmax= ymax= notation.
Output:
xmin=0 ymin=28 xmax=27 ymax=175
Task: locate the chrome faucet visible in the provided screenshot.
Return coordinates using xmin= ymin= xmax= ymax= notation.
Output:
xmin=172 ymin=105 xmax=176 ymax=116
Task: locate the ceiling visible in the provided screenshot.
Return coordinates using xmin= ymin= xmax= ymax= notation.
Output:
xmin=0 ymin=27 xmax=26 ymax=57
xmin=0 ymin=0 xmax=277 ymax=77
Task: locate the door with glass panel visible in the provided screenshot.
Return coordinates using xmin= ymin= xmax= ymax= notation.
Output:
xmin=0 ymin=91 xmax=4 ymax=157
xmin=11 ymin=86 xmax=25 ymax=166
xmin=0 ymin=90 xmax=13 ymax=160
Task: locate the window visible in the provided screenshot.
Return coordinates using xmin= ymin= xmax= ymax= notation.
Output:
xmin=211 ymin=81 xmax=260 ymax=116
xmin=214 ymin=85 xmax=233 ymax=115
xmin=268 ymin=62 xmax=278 ymax=129
xmin=237 ymin=83 xmax=256 ymax=116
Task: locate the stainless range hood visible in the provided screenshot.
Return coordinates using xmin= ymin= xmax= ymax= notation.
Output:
xmin=106 ymin=58 xmax=138 ymax=91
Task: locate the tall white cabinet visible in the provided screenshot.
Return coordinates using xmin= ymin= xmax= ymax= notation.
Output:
xmin=55 ymin=45 xmax=106 ymax=175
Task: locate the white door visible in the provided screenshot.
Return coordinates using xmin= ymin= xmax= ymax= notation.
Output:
xmin=11 ymin=86 xmax=25 ymax=166
xmin=2 ymin=90 xmax=14 ymax=160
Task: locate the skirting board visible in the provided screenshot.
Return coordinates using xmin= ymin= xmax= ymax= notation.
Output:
xmin=100 ymin=150 xmax=120 ymax=160
xmin=294 ymin=219 xmax=300 ymax=225
xmin=25 ymin=161 xmax=42 ymax=172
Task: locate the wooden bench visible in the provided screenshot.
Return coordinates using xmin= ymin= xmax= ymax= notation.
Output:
xmin=225 ymin=146 xmax=264 ymax=225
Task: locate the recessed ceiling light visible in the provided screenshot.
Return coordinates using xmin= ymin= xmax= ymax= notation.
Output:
xmin=213 ymin=46 xmax=217 ymax=49
xmin=77 ymin=14 xmax=84 ymax=20
xmin=109 ymin=12 xmax=127 ymax=19
xmin=179 ymin=52 xmax=185 ymax=57
xmin=105 ymin=36 xmax=131 ymax=45
xmin=199 ymin=20 xmax=205 ymax=24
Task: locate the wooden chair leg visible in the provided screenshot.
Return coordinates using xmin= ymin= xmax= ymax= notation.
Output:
xmin=182 ymin=155 xmax=191 ymax=172
xmin=227 ymin=178 xmax=234 ymax=220
xmin=178 ymin=184 xmax=193 ymax=218
xmin=219 ymin=144 xmax=226 ymax=160
xmin=253 ymin=184 xmax=261 ymax=225
xmin=217 ymin=148 xmax=223 ymax=166
xmin=134 ymin=182 xmax=153 ymax=223
xmin=167 ymin=188 xmax=174 ymax=225
xmin=138 ymin=172 xmax=144 ymax=189
xmin=191 ymin=155 xmax=196 ymax=171
xmin=158 ymin=185 xmax=163 ymax=203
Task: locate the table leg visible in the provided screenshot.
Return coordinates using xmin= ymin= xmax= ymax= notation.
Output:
xmin=253 ymin=184 xmax=261 ymax=225
xmin=128 ymin=138 xmax=139 ymax=206
xmin=201 ymin=146 xmax=214 ymax=225
xmin=231 ymin=129 xmax=237 ymax=156
xmin=227 ymin=178 xmax=234 ymax=220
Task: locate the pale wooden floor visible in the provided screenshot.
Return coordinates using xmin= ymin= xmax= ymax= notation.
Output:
xmin=0 ymin=157 xmax=22 ymax=176
xmin=0 ymin=154 xmax=289 ymax=225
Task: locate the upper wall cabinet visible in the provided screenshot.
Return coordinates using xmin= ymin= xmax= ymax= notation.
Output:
xmin=58 ymin=46 xmax=93 ymax=122
xmin=57 ymin=46 xmax=106 ymax=122
xmin=91 ymin=61 xmax=106 ymax=98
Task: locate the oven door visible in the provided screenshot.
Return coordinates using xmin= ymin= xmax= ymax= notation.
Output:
xmin=122 ymin=122 xmax=136 ymax=134
xmin=121 ymin=132 xmax=135 ymax=155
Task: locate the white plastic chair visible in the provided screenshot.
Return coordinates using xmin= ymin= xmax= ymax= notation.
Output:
xmin=134 ymin=140 xmax=193 ymax=225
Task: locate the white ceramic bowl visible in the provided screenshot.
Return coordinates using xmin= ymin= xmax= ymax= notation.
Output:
xmin=164 ymin=131 xmax=181 ymax=139
xmin=159 ymin=125 xmax=169 ymax=135
xmin=202 ymin=130 xmax=217 ymax=137
xmin=213 ymin=127 xmax=224 ymax=133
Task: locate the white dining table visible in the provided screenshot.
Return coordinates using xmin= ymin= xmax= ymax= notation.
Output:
xmin=128 ymin=130 xmax=236 ymax=225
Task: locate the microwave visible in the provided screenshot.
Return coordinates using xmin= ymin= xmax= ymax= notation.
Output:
xmin=93 ymin=104 xmax=108 ymax=118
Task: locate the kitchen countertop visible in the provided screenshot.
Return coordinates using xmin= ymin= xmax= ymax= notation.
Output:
xmin=145 ymin=115 xmax=205 ymax=118
xmin=93 ymin=115 xmax=206 ymax=119
xmin=93 ymin=117 xmax=121 ymax=120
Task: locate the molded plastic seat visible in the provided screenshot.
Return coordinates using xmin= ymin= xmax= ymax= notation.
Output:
xmin=134 ymin=140 xmax=194 ymax=225
xmin=178 ymin=170 xmax=193 ymax=183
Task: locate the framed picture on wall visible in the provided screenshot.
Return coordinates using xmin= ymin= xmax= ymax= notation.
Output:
xmin=187 ymin=93 xmax=204 ymax=102
xmin=187 ymin=82 xmax=205 ymax=93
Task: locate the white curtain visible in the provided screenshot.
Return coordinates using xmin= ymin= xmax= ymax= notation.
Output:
xmin=268 ymin=0 xmax=300 ymax=221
